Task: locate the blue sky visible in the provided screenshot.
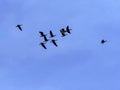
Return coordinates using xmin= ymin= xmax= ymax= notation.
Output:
xmin=0 ymin=0 xmax=120 ymax=90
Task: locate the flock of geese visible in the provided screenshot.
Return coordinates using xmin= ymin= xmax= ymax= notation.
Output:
xmin=16 ymin=24 xmax=72 ymax=49
xmin=16 ymin=24 xmax=107 ymax=49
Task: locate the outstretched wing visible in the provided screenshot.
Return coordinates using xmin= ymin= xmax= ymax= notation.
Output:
xmin=60 ymin=29 xmax=67 ymax=37
xmin=50 ymin=30 xmax=53 ymax=36
xmin=43 ymin=35 xmax=49 ymax=42
xmin=40 ymin=43 xmax=47 ymax=49
xmin=66 ymin=26 xmax=71 ymax=34
xmin=18 ymin=26 xmax=22 ymax=31
xmin=16 ymin=25 xmax=22 ymax=31
xmin=50 ymin=30 xmax=56 ymax=37
xmin=52 ymin=40 xmax=58 ymax=47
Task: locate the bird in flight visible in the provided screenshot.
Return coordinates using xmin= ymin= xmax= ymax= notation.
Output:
xmin=51 ymin=39 xmax=58 ymax=47
xmin=49 ymin=30 xmax=56 ymax=38
xmin=43 ymin=35 xmax=49 ymax=42
xmin=60 ymin=28 xmax=67 ymax=37
xmin=39 ymin=31 xmax=46 ymax=37
xmin=101 ymin=39 xmax=107 ymax=44
xmin=40 ymin=42 xmax=47 ymax=49
xmin=16 ymin=24 xmax=22 ymax=31
xmin=65 ymin=25 xmax=71 ymax=34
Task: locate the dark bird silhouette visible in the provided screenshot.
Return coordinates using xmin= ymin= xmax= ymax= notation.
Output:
xmin=49 ymin=30 xmax=56 ymax=38
xmin=39 ymin=31 xmax=46 ymax=37
xmin=16 ymin=24 xmax=22 ymax=31
xmin=101 ymin=39 xmax=107 ymax=44
xmin=40 ymin=42 xmax=47 ymax=49
xmin=60 ymin=28 xmax=67 ymax=37
xmin=51 ymin=39 xmax=58 ymax=47
xmin=61 ymin=28 xmax=66 ymax=32
xmin=66 ymin=25 xmax=71 ymax=34
xmin=43 ymin=35 xmax=49 ymax=42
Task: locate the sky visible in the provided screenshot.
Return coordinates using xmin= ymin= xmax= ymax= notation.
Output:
xmin=0 ymin=0 xmax=120 ymax=90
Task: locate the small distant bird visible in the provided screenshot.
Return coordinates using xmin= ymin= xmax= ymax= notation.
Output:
xmin=101 ymin=39 xmax=107 ymax=44
xmin=16 ymin=24 xmax=22 ymax=31
xmin=39 ymin=31 xmax=46 ymax=37
xmin=61 ymin=28 xmax=66 ymax=32
xmin=51 ymin=39 xmax=58 ymax=47
xmin=60 ymin=28 xmax=67 ymax=37
xmin=49 ymin=30 xmax=56 ymax=38
xmin=40 ymin=42 xmax=47 ymax=49
xmin=43 ymin=35 xmax=49 ymax=42
xmin=65 ymin=25 xmax=71 ymax=34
